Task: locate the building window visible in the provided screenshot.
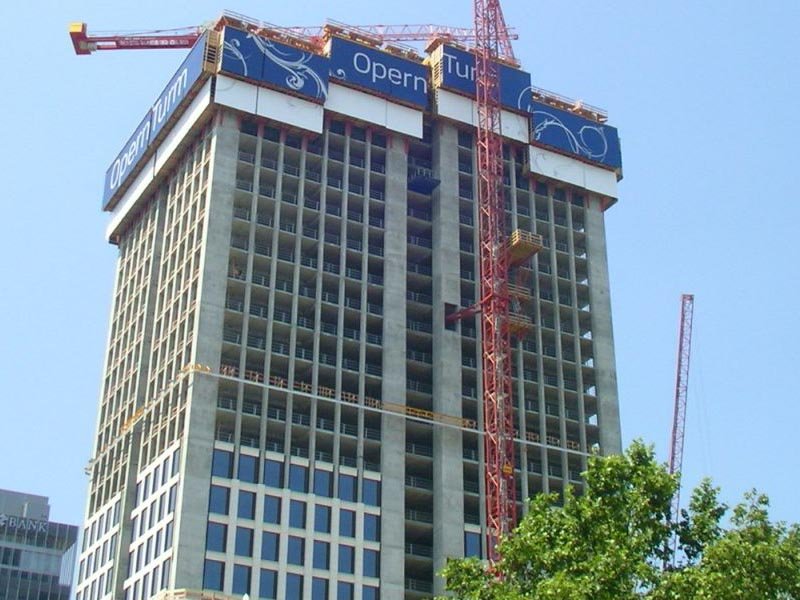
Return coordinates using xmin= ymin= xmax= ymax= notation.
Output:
xmin=363 ymin=514 xmax=380 ymax=541
xmin=313 ymin=540 xmax=329 ymax=570
xmin=337 ymin=581 xmax=354 ymax=600
xmin=286 ymin=573 xmax=304 ymax=600
xmin=235 ymin=527 xmax=254 ymax=557
xmin=338 ymin=545 xmax=354 ymax=574
xmin=259 ymin=568 xmax=277 ymax=599
xmin=208 ymin=486 xmax=229 ymax=515
xmin=264 ymin=459 xmax=283 ymax=487
xmin=363 ymin=585 xmax=379 ymax=600
xmin=314 ymin=469 xmax=332 ymax=497
xmin=338 ymin=474 xmax=356 ymax=502
xmin=238 ymin=491 xmax=256 ymax=519
xmin=465 ymin=531 xmax=482 ymax=558
xmin=211 ymin=449 xmax=233 ymax=478
xmin=263 ymin=495 xmax=281 ymax=524
xmin=312 ymin=577 xmax=329 ymax=600
xmin=261 ymin=532 xmax=279 ymax=562
xmin=339 ymin=509 xmax=355 ymax=537
xmin=288 ymin=536 xmax=305 ymax=565
xmin=363 ymin=549 xmax=380 ymax=578
xmin=363 ymin=479 xmax=380 ymax=506
xmin=289 ymin=464 xmax=309 ymax=492
xmin=289 ymin=500 xmax=306 ymax=529
xmin=314 ymin=505 xmax=331 ymax=533
xmin=202 ymin=559 xmax=224 ymax=591
xmin=238 ymin=453 xmax=259 ymax=483
xmin=232 ymin=564 xmax=251 ymax=594
xmin=205 ymin=522 xmax=226 ymax=552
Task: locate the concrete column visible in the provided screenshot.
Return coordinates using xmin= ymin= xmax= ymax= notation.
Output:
xmin=173 ymin=110 xmax=239 ymax=587
xmin=431 ymin=122 xmax=465 ymax=593
xmin=379 ymin=134 xmax=408 ymax=600
xmin=583 ymin=197 xmax=622 ymax=455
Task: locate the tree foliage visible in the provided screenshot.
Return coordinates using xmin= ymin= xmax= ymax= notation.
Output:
xmin=440 ymin=441 xmax=800 ymax=599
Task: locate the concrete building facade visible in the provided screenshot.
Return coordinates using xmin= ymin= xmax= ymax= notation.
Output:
xmin=0 ymin=489 xmax=78 ymax=600
xmin=76 ymin=16 xmax=622 ymax=600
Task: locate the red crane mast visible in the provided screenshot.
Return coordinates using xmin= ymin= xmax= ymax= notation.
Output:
xmin=474 ymin=0 xmax=517 ymax=563
xmin=668 ymin=294 xmax=695 ymax=564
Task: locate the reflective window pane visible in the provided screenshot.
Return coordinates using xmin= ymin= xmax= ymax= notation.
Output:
xmin=202 ymin=560 xmax=224 ymax=591
xmin=363 ymin=514 xmax=380 ymax=541
xmin=211 ymin=450 xmax=233 ymax=478
xmin=232 ymin=564 xmax=251 ymax=594
xmin=238 ymin=491 xmax=256 ymax=519
xmin=259 ymin=568 xmax=277 ymax=599
xmin=339 ymin=509 xmax=355 ymax=537
xmin=314 ymin=505 xmax=331 ymax=533
xmin=238 ymin=454 xmax=259 ymax=483
xmin=235 ymin=527 xmax=253 ymax=557
xmin=263 ymin=459 xmax=283 ymax=487
xmin=205 ymin=522 xmax=226 ymax=552
xmin=263 ymin=495 xmax=281 ymax=524
xmin=208 ymin=486 xmax=229 ymax=515
xmin=261 ymin=532 xmax=279 ymax=562
xmin=289 ymin=500 xmax=306 ymax=529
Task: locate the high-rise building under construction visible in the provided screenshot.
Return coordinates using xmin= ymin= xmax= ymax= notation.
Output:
xmin=75 ymin=13 xmax=623 ymax=600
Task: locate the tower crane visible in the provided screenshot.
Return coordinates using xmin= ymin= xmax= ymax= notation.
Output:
xmin=70 ymin=1 xmax=534 ymax=565
xmin=667 ymin=294 xmax=695 ymax=566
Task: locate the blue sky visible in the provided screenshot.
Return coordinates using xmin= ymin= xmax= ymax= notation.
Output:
xmin=1 ymin=0 xmax=797 ymax=529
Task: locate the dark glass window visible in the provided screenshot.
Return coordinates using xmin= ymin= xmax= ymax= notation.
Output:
xmin=338 ymin=474 xmax=356 ymax=502
xmin=261 ymin=532 xmax=279 ymax=562
xmin=363 ymin=549 xmax=380 ymax=578
xmin=263 ymin=495 xmax=281 ymax=524
xmin=289 ymin=464 xmax=309 ymax=492
xmin=238 ymin=490 xmax=256 ymax=519
xmin=211 ymin=449 xmax=233 ymax=478
xmin=314 ymin=505 xmax=331 ymax=533
xmin=465 ymin=531 xmax=481 ymax=558
xmin=259 ymin=568 xmax=278 ymax=599
xmin=289 ymin=500 xmax=306 ymax=529
xmin=363 ymin=585 xmax=379 ymax=600
xmin=202 ymin=559 xmax=224 ymax=591
xmin=364 ymin=513 xmax=380 ymax=541
xmin=312 ymin=578 xmax=329 ymax=600
xmin=313 ymin=469 xmax=333 ymax=497
xmin=208 ymin=486 xmax=229 ymax=515
xmin=337 ymin=581 xmax=354 ymax=600
xmin=172 ymin=447 xmax=181 ymax=475
xmin=264 ymin=459 xmax=283 ymax=487
xmin=363 ymin=479 xmax=380 ymax=506
xmin=288 ymin=536 xmax=305 ymax=565
xmin=235 ymin=527 xmax=253 ymax=557
xmin=339 ymin=509 xmax=355 ymax=537
xmin=313 ymin=540 xmax=329 ymax=570
xmin=205 ymin=522 xmax=226 ymax=552
xmin=238 ymin=453 xmax=259 ymax=483
xmin=338 ymin=545 xmax=354 ymax=574
xmin=232 ymin=564 xmax=251 ymax=594
xmin=286 ymin=573 xmax=304 ymax=600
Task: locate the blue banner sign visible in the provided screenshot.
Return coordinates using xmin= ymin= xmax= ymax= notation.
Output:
xmin=436 ymin=44 xmax=532 ymax=113
xmin=221 ymin=27 xmax=329 ymax=102
xmin=530 ymin=101 xmax=622 ymax=170
xmin=103 ymin=33 xmax=208 ymax=209
xmin=328 ymin=37 xmax=429 ymax=109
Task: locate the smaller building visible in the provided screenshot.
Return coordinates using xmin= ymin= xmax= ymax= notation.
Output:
xmin=0 ymin=488 xmax=78 ymax=600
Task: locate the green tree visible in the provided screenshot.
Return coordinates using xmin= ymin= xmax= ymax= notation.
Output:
xmin=439 ymin=441 xmax=800 ymax=599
